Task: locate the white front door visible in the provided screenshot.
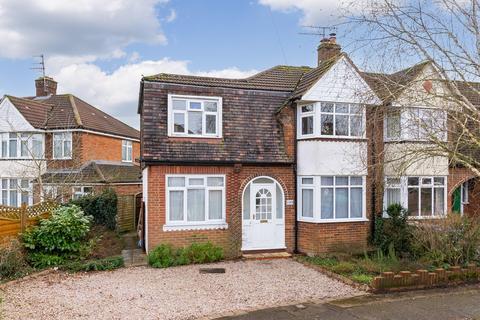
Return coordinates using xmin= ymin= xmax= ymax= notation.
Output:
xmin=242 ymin=180 xmax=285 ymax=251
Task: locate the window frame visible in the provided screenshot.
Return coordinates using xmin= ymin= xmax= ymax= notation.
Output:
xmin=297 ymin=102 xmax=366 ymax=139
xmin=0 ymin=178 xmax=32 ymax=207
xmin=0 ymin=132 xmax=44 ymax=159
xmin=52 ymin=132 xmax=73 ymax=160
xmin=383 ymin=176 xmax=447 ymax=219
xmin=72 ymin=186 xmax=93 ymax=200
xmin=122 ymin=140 xmax=133 ymax=162
xmin=297 ymin=175 xmax=367 ymax=223
xmin=165 ymin=174 xmax=227 ymax=230
xmin=167 ymin=94 xmax=223 ymax=138
xmin=384 ymin=106 xmax=447 ymax=142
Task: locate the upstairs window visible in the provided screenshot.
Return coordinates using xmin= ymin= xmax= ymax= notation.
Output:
xmin=0 ymin=133 xmax=44 ymax=159
xmin=385 ymin=107 xmax=446 ymax=141
xmin=168 ymin=94 xmax=222 ymax=138
xmin=53 ymin=132 xmax=72 ymax=159
xmin=298 ymin=102 xmax=365 ymax=139
xmin=122 ymin=140 xmax=133 ymax=162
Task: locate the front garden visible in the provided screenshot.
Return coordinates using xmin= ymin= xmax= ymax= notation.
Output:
xmin=300 ymin=204 xmax=480 ymax=291
xmin=0 ymin=189 xmax=125 ymax=282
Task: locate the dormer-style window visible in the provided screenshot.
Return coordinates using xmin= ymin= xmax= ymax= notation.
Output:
xmin=168 ymin=94 xmax=222 ymax=138
xmin=298 ymin=102 xmax=365 ymax=139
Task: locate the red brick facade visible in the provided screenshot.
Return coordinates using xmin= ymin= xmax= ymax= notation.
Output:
xmin=146 ymin=164 xmax=295 ymax=258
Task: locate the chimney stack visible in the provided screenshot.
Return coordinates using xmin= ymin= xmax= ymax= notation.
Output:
xmin=35 ymin=76 xmax=57 ymax=97
xmin=317 ymin=33 xmax=341 ymax=66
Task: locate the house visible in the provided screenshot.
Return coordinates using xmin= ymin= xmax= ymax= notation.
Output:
xmin=138 ymin=35 xmax=477 ymax=257
xmin=0 ymin=76 xmax=141 ymax=206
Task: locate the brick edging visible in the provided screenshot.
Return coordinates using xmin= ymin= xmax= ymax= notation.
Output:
xmin=294 ymin=256 xmax=371 ymax=292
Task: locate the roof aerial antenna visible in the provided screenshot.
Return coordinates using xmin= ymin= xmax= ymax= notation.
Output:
xmin=31 ymin=54 xmax=46 ymax=92
xmin=299 ymin=25 xmax=338 ymax=40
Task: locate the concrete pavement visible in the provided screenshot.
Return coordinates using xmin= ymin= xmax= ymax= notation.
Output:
xmin=216 ymin=285 xmax=480 ymax=320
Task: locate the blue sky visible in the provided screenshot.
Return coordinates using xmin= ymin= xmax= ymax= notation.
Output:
xmin=0 ymin=0 xmax=416 ymax=128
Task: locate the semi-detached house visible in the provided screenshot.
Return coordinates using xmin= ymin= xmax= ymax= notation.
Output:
xmin=138 ymin=36 xmax=479 ymax=256
xmin=0 ymin=77 xmax=141 ymax=206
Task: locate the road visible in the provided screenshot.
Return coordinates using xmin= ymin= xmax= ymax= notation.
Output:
xmin=217 ymin=285 xmax=480 ymax=320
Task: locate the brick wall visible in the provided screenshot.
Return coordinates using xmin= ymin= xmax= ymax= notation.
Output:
xmin=45 ymin=132 xmax=140 ymax=170
xmin=146 ymin=164 xmax=295 ymax=258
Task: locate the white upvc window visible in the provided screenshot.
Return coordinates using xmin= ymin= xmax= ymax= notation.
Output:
xmin=168 ymin=94 xmax=222 ymax=138
xmin=72 ymin=186 xmax=93 ymax=200
xmin=384 ymin=107 xmax=446 ymax=141
xmin=53 ymin=132 xmax=72 ymax=159
xmin=0 ymin=178 xmax=32 ymax=207
xmin=297 ymin=102 xmax=365 ymax=139
xmin=383 ymin=176 xmax=447 ymax=218
xmin=298 ymin=176 xmax=366 ymax=223
xmin=165 ymin=175 xmax=226 ymax=230
xmin=122 ymin=140 xmax=133 ymax=162
xmin=0 ymin=133 xmax=44 ymax=159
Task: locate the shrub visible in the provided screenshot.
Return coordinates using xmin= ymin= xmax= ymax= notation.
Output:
xmin=411 ymin=215 xmax=480 ymax=266
xmin=148 ymin=242 xmax=224 ymax=268
xmin=372 ymin=204 xmax=412 ymax=255
xmin=0 ymin=239 xmax=29 ymax=279
xmin=22 ymin=205 xmax=92 ymax=267
xmin=62 ymin=256 xmax=124 ymax=273
xmin=71 ymin=189 xmax=117 ymax=230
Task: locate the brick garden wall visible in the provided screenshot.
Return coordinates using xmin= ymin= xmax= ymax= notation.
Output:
xmin=146 ymin=164 xmax=295 ymax=258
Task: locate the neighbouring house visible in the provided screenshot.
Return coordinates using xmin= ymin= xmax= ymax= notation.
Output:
xmin=0 ymin=76 xmax=141 ymax=206
xmin=138 ymin=35 xmax=480 ymax=257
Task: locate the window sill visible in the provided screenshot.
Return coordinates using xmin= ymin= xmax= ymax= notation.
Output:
xmin=298 ymin=217 xmax=369 ymax=224
xmin=407 ymin=215 xmax=446 ymax=220
xmin=298 ymin=136 xmax=366 ymax=141
xmin=163 ymin=223 xmax=228 ymax=232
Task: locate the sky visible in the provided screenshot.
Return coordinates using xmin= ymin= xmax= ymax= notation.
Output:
xmin=0 ymin=0 xmax=406 ymax=129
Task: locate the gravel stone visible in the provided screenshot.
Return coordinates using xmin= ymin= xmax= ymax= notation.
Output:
xmin=1 ymin=259 xmax=364 ymax=320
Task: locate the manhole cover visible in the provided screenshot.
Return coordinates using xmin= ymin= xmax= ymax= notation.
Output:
xmin=199 ymin=268 xmax=226 ymax=274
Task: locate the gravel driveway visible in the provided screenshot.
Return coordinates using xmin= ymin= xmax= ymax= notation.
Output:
xmin=1 ymin=259 xmax=364 ymax=320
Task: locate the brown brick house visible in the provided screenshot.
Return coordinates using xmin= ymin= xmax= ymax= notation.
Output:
xmin=139 ymin=35 xmax=480 ymax=257
xmin=0 ymin=77 xmax=141 ymax=205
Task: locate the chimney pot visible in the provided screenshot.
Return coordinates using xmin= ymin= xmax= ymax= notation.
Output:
xmin=35 ymin=76 xmax=57 ymax=97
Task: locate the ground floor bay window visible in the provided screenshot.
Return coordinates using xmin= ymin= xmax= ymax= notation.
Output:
xmin=384 ymin=176 xmax=446 ymax=217
xmin=298 ymin=176 xmax=366 ymax=222
xmin=165 ymin=175 xmax=226 ymax=231
xmin=0 ymin=178 xmax=32 ymax=207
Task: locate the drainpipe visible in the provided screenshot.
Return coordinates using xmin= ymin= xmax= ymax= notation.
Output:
xmin=293 ymin=102 xmax=299 ymax=254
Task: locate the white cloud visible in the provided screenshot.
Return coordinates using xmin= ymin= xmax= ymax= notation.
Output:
xmin=0 ymin=0 xmax=168 ymax=59
xmin=259 ymin=0 xmax=345 ymax=24
xmin=52 ymin=60 xmax=258 ymax=129
xmin=165 ymin=9 xmax=177 ymax=23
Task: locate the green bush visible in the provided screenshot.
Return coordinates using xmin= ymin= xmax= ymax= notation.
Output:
xmin=148 ymin=242 xmax=224 ymax=268
xmin=372 ymin=204 xmax=412 ymax=255
xmin=411 ymin=215 xmax=480 ymax=266
xmin=70 ymin=189 xmax=117 ymax=230
xmin=62 ymin=256 xmax=124 ymax=273
xmin=22 ymin=205 xmax=92 ymax=267
xmin=0 ymin=239 xmax=29 ymax=279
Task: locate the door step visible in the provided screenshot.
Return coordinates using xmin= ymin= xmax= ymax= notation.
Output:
xmin=242 ymin=252 xmax=292 ymax=260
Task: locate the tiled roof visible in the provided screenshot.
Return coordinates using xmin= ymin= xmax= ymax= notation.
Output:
xmin=41 ymin=161 xmax=141 ymax=184
xmin=6 ymin=94 xmax=139 ymax=139
xmin=144 ymin=65 xmax=312 ymax=92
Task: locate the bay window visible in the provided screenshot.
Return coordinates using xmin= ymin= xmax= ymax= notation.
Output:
xmin=166 ymin=175 xmax=226 ymax=230
xmin=0 ymin=178 xmax=32 ymax=207
xmin=0 ymin=133 xmax=44 ymax=159
xmin=298 ymin=176 xmax=366 ymax=222
xmin=122 ymin=140 xmax=133 ymax=162
xmin=385 ymin=107 xmax=446 ymax=141
xmin=168 ymin=95 xmax=222 ymax=138
xmin=53 ymin=132 xmax=72 ymax=159
xmin=298 ymin=102 xmax=365 ymax=138
xmin=384 ymin=176 xmax=446 ymax=217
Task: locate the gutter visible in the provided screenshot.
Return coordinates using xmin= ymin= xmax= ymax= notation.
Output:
xmin=141 ymin=159 xmax=294 ymax=166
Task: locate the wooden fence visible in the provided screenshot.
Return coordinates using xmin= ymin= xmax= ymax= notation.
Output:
xmin=0 ymin=202 xmax=59 ymax=239
xmin=117 ymin=195 xmax=135 ymax=233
